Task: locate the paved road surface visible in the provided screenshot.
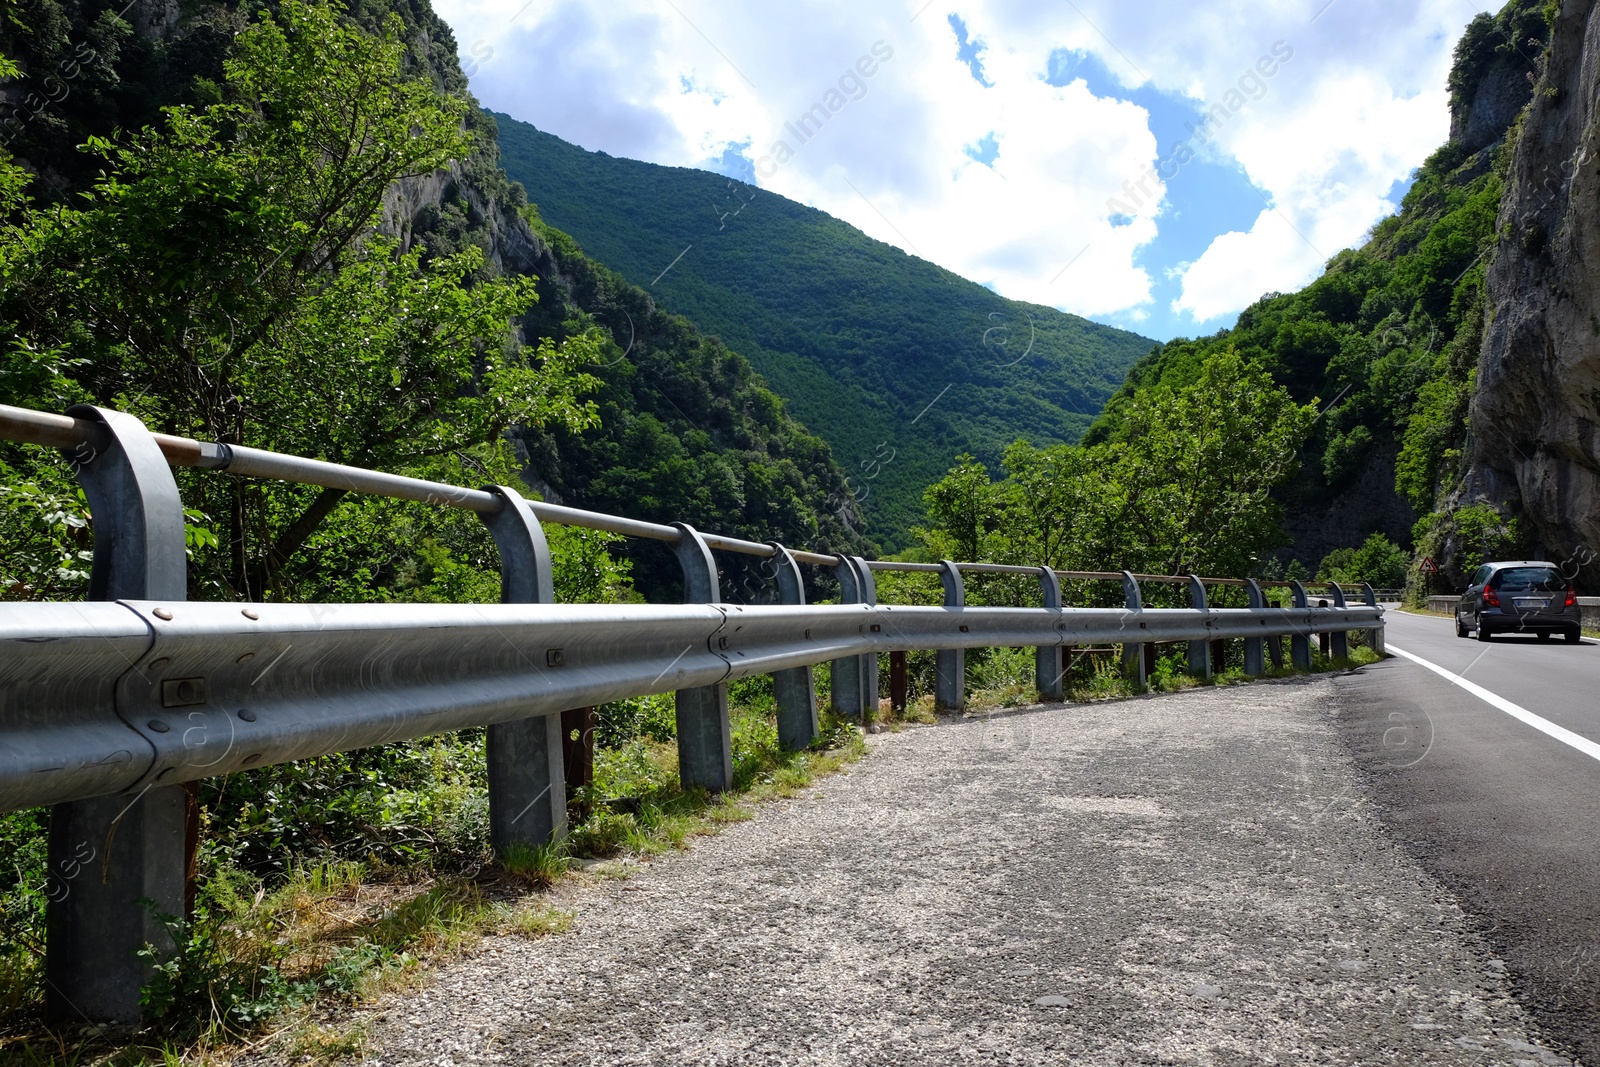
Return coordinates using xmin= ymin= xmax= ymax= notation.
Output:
xmin=282 ymin=681 xmax=1576 ymax=1067
xmin=1330 ymin=610 xmax=1600 ymax=1063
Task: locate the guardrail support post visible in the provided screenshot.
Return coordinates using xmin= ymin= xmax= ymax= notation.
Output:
xmin=890 ymin=651 xmax=908 ymax=712
xmin=1325 ymin=583 xmax=1350 ymax=660
xmin=561 ymin=707 xmax=596 ymax=811
xmin=829 ymin=555 xmax=872 ymax=720
xmin=1186 ymin=575 xmax=1212 ymax=680
xmin=1244 ymin=580 xmax=1267 ymax=676
xmin=936 ymin=561 xmax=966 ymax=711
xmin=674 ymin=523 xmax=733 ymax=792
xmin=1290 ymin=580 xmax=1313 ymax=670
xmin=1036 ymin=567 xmax=1064 ymax=701
xmin=47 ymin=406 xmax=188 ymax=1026
xmin=853 ymin=557 xmax=880 ymax=721
xmin=1361 ymin=582 xmax=1386 ymax=653
xmin=479 ymin=486 xmax=569 ymax=854
xmin=1121 ymin=571 xmax=1147 ymax=687
xmin=768 ymin=543 xmax=819 ymax=751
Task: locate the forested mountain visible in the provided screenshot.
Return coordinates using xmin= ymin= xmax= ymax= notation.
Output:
xmin=0 ymin=0 xmax=868 ymax=603
xmin=493 ymin=114 xmax=1156 ymax=548
xmin=1085 ymin=0 xmax=1550 ymax=574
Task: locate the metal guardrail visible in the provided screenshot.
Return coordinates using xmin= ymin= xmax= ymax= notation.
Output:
xmin=0 ymin=402 xmax=1386 ymax=1023
xmin=1 ymin=598 xmax=1381 ymax=814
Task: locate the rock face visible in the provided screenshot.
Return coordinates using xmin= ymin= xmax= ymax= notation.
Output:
xmin=1468 ymin=0 xmax=1600 ymax=585
xmin=1281 ymin=439 xmax=1417 ymax=572
xmin=1452 ymin=64 xmax=1535 ymax=155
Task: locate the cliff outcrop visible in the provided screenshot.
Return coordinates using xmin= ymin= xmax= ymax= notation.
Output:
xmin=1468 ymin=0 xmax=1600 ymax=584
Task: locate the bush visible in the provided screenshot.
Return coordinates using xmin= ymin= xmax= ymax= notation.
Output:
xmin=1318 ymin=533 xmax=1408 ymax=588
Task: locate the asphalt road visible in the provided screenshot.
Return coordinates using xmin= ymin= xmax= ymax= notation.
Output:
xmin=287 ymin=679 xmax=1572 ymax=1067
xmin=1331 ymin=609 xmax=1600 ymax=1063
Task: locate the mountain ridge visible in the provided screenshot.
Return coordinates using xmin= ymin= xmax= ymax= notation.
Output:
xmin=491 ymin=113 xmax=1156 ymax=548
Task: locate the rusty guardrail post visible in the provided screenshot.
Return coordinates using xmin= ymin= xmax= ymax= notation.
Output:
xmin=1186 ymin=575 xmax=1212 ymax=680
xmin=890 ymin=651 xmax=908 ymax=712
xmin=479 ymin=485 xmax=569 ymax=853
xmin=1244 ymin=579 xmax=1267 ymax=675
xmin=768 ymin=542 xmax=819 ymax=751
xmin=1120 ymin=571 xmax=1148 ymax=687
xmin=673 ymin=523 xmax=733 ymax=791
xmin=1289 ymin=580 xmax=1313 ymax=670
xmin=1036 ymin=566 xmax=1064 ymax=701
xmin=935 ymin=561 xmax=966 ymax=711
xmin=46 ymin=406 xmax=189 ymax=1026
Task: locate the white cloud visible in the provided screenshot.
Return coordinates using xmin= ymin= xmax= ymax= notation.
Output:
xmin=435 ymin=0 xmax=1473 ymax=331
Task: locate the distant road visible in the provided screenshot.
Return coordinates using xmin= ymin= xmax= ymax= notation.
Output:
xmin=1333 ymin=609 xmax=1600 ymax=1062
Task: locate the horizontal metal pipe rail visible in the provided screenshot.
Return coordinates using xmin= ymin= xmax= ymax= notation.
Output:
xmin=0 ymin=597 xmax=1383 ymax=814
xmin=0 ymin=403 xmax=836 ymax=565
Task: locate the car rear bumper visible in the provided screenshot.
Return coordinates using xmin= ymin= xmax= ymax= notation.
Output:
xmin=1479 ymin=607 xmax=1582 ymax=633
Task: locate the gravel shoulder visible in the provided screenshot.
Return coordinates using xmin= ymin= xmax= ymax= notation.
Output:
xmin=293 ymin=674 xmax=1578 ymax=1066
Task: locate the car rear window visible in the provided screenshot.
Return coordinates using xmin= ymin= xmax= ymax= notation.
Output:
xmin=1492 ymin=567 xmax=1564 ymax=592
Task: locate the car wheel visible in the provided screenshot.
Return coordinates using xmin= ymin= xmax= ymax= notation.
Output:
xmin=1456 ymin=615 xmax=1469 ymax=638
xmin=1475 ymin=615 xmax=1493 ymax=642
xmin=1566 ymin=629 xmax=1582 ymax=644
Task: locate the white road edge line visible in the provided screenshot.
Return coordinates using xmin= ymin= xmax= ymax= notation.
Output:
xmin=1387 ymin=642 xmax=1600 ymax=763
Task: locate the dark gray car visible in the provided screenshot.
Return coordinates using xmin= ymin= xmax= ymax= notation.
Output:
xmin=1456 ymin=561 xmax=1582 ymax=643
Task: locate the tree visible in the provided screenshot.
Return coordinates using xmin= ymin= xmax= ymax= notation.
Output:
xmin=911 ymin=351 xmax=1315 ymax=583
xmin=1317 ymin=533 xmax=1409 ymax=588
xmin=0 ymin=2 xmax=601 ymax=600
xmin=1097 ymin=350 xmax=1316 ymax=576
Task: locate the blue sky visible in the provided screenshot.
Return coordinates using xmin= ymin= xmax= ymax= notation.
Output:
xmin=438 ymin=0 xmax=1471 ymax=343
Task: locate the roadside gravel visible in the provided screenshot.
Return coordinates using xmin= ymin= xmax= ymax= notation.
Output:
xmin=291 ymin=674 xmax=1576 ymax=1065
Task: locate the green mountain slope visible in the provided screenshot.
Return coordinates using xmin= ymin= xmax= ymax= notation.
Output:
xmin=493 ymin=114 xmax=1156 ymax=548
xmin=1084 ymin=0 xmax=1549 ymax=571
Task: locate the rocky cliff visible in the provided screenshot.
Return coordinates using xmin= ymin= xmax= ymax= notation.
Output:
xmin=1468 ymin=0 xmax=1600 ymax=585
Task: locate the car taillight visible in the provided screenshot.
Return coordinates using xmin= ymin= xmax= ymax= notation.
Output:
xmin=1567 ymin=587 xmax=1577 ymax=608
xmin=1483 ymin=587 xmax=1501 ymax=607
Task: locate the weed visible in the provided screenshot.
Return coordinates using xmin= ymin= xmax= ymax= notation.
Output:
xmin=494 ymin=903 xmax=574 ymax=940
xmin=137 ymin=903 xmax=308 ymax=1036
xmin=497 ymin=842 xmax=569 ymax=888
xmin=284 ymin=1020 xmax=368 ymax=1065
